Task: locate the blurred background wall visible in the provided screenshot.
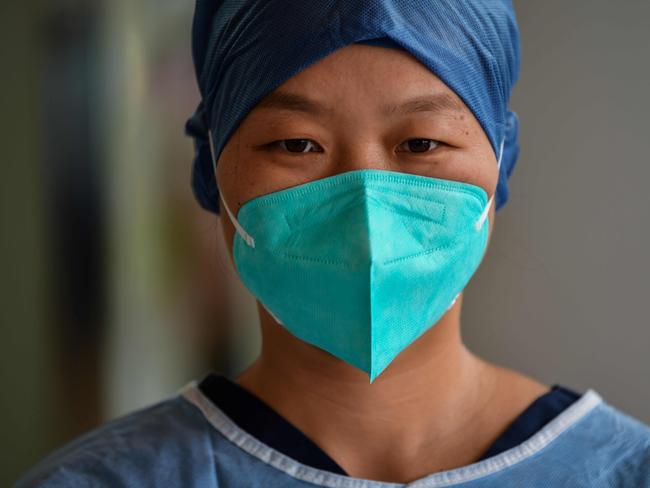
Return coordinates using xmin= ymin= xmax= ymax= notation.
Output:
xmin=1 ymin=0 xmax=648 ymax=484
xmin=463 ymin=0 xmax=650 ymax=427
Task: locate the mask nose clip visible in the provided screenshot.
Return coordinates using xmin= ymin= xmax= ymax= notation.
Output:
xmin=475 ymin=137 xmax=505 ymax=232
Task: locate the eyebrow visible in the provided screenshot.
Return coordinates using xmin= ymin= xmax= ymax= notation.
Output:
xmin=381 ymin=93 xmax=466 ymax=117
xmin=255 ymin=90 xmax=466 ymax=117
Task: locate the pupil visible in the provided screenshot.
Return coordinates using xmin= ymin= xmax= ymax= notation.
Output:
xmin=285 ymin=139 xmax=310 ymax=152
xmin=409 ymin=139 xmax=431 ymax=152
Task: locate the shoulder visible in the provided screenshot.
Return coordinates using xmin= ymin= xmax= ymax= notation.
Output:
xmin=570 ymin=395 xmax=650 ymax=486
xmin=584 ymin=398 xmax=650 ymax=447
xmin=601 ymin=401 xmax=650 ymax=453
xmin=14 ymin=394 xmax=215 ymax=488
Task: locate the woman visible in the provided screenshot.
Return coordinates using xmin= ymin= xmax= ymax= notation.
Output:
xmin=17 ymin=0 xmax=650 ymax=487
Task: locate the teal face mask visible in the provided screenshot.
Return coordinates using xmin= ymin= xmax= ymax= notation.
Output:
xmin=213 ymin=138 xmax=503 ymax=383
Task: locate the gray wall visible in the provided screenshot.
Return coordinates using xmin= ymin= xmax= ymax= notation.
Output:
xmin=464 ymin=0 xmax=650 ymax=422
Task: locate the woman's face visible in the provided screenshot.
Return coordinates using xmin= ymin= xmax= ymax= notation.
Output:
xmin=216 ymin=44 xmax=498 ymax=258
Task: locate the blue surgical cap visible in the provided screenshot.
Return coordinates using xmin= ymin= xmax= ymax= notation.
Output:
xmin=186 ymin=0 xmax=521 ymax=214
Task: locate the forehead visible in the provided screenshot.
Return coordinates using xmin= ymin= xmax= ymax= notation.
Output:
xmin=251 ymin=44 xmax=470 ymax=117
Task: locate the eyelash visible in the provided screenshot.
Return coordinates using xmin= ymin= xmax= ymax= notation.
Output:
xmin=273 ymin=139 xmax=323 ymax=153
xmin=270 ymin=138 xmax=442 ymax=154
xmin=396 ymin=139 xmax=441 ymax=153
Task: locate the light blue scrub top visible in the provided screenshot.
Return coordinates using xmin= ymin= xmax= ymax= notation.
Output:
xmin=15 ymin=381 xmax=650 ymax=487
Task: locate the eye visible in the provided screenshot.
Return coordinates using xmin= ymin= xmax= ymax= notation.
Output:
xmin=396 ymin=138 xmax=441 ymax=153
xmin=276 ymin=139 xmax=323 ymax=153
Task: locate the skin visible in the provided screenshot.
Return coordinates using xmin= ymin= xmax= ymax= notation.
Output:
xmin=215 ymin=44 xmax=549 ymax=483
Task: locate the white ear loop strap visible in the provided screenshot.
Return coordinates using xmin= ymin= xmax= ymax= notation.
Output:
xmin=449 ymin=140 xmax=504 ymax=311
xmin=208 ymin=131 xmax=256 ymax=248
xmin=475 ymin=137 xmax=505 ymax=231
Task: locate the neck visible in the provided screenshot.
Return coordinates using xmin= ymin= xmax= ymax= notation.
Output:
xmin=234 ymin=294 xmax=506 ymax=482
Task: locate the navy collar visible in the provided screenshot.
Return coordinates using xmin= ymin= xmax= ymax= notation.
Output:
xmin=197 ymin=373 xmax=581 ymax=475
